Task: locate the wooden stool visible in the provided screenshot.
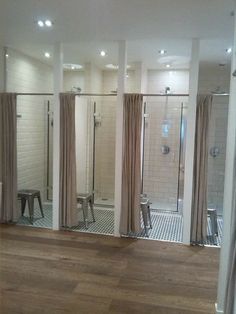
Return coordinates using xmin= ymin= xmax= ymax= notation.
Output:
xmin=77 ymin=193 xmax=95 ymax=229
xmin=140 ymin=197 xmax=152 ymax=237
xmin=18 ymin=189 xmax=44 ymax=224
xmin=208 ymin=208 xmax=218 ymax=236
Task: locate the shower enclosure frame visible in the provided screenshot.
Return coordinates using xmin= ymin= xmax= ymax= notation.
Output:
xmin=141 ymin=95 xmax=188 ymax=213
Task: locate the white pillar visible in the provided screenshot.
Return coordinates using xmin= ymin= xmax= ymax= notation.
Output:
xmin=182 ymin=39 xmax=200 ymax=245
xmin=216 ymin=4 xmax=236 ymax=312
xmin=114 ymin=40 xmax=127 ymax=237
xmin=52 ymin=43 xmax=63 ymax=230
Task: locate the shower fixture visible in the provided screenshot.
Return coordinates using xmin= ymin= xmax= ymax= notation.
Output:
xmin=71 ymin=86 xmax=82 ymax=93
xmin=161 ymin=145 xmax=170 ymax=155
xmin=94 ymin=113 xmax=102 ymax=127
xmin=210 ymin=147 xmax=220 ymax=158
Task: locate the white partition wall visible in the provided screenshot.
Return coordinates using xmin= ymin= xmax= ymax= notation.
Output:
xmin=52 ymin=43 xmax=63 ymax=230
xmin=75 ymin=97 xmax=88 ymax=193
xmin=182 ymin=39 xmax=200 ymax=244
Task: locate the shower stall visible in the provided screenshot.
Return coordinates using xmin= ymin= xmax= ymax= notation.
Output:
xmin=16 ymin=95 xmax=53 ymax=228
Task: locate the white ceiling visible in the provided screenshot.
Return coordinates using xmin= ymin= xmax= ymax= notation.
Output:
xmin=0 ymin=0 xmax=235 ymax=69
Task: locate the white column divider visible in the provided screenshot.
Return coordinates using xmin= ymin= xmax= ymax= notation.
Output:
xmin=182 ymin=39 xmax=200 ymax=245
xmin=114 ymin=40 xmax=127 ymax=237
xmin=52 ymin=42 xmax=63 ymax=230
xmin=216 ymin=3 xmax=236 ymax=312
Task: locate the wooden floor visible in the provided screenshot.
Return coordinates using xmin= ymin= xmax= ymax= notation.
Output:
xmin=0 ymin=225 xmax=219 ymax=314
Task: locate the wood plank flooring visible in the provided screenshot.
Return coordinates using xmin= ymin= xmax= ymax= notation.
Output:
xmin=0 ymin=225 xmax=219 ymax=314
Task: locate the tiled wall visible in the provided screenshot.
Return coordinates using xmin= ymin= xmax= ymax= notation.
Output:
xmin=63 ymin=70 xmax=85 ymax=92
xmin=6 ymin=48 xmax=53 ymax=202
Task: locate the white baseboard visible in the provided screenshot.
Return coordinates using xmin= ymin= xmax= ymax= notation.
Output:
xmin=215 ymin=303 xmax=224 ymax=314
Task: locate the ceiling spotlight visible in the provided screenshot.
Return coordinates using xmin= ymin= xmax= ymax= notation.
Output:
xmin=159 ymin=50 xmax=167 ymax=55
xmin=44 ymin=52 xmax=51 ymax=58
xmin=226 ymin=48 xmax=232 ymax=54
xmin=71 ymin=66 xmax=75 ymax=70
xmin=37 ymin=20 xmax=44 ymax=27
xmin=45 ymin=20 xmax=52 ymax=27
xmin=166 ymin=64 xmax=171 ymax=68
xmin=100 ymin=50 xmax=106 ymax=57
xmin=5 ymin=53 xmax=9 ymax=58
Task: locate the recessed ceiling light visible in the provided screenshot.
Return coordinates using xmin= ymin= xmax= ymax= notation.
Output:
xmin=105 ymin=64 xmax=131 ymax=70
xmin=37 ymin=20 xmax=44 ymax=27
xmin=5 ymin=53 xmax=9 ymax=58
xmin=100 ymin=50 xmax=106 ymax=57
xmin=166 ymin=64 xmax=171 ymax=68
xmin=45 ymin=20 xmax=52 ymax=27
xmin=44 ymin=52 xmax=51 ymax=58
xmin=159 ymin=50 xmax=167 ymax=55
xmin=71 ymin=66 xmax=75 ymax=70
xmin=226 ymin=48 xmax=232 ymax=54
xmin=126 ymin=74 xmax=129 ymax=78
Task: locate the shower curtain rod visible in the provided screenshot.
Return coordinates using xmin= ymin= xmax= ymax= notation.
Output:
xmin=15 ymin=93 xmax=117 ymax=96
xmin=15 ymin=93 xmax=229 ymax=97
xmin=212 ymin=93 xmax=230 ymax=96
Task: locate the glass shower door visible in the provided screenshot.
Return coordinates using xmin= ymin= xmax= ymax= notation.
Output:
xmin=93 ymin=97 xmax=116 ymax=207
xmin=142 ymin=97 xmax=186 ymax=212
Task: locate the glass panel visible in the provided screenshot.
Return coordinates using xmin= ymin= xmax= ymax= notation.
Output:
xmin=93 ymin=97 xmax=116 ymax=207
xmin=208 ymin=96 xmax=229 ymax=216
xmin=142 ymin=96 xmax=186 ymax=212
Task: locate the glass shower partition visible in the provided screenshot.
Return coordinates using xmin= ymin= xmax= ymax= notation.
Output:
xmin=207 ymin=95 xmax=229 ymax=216
xmin=92 ymin=96 xmax=117 ymax=207
xmin=142 ymin=96 xmax=188 ymax=212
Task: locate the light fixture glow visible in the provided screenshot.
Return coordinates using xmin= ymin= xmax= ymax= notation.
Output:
xmin=226 ymin=48 xmax=232 ymax=54
xmin=63 ymin=63 xmax=83 ymax=70
xmin=37 ymin=20 xmax=44 ymax=27
xmin=5 ymin=54 xmax=9 ymax=58
xmin=166 ymin=64 xmax=171 ymax=68
xmin=45 ymin=20 xmax=52 ymax=27
xmin=44 ymin=52 xmax=51 ymax=58
xmin=159 ymin=49 xmax=167 ymax=55
xmin=100 ymin=50 xmax=106 ymax=57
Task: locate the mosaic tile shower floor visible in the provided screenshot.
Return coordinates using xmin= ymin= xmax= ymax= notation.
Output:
xmin=17 ymin=205 xmax=223 ymax=246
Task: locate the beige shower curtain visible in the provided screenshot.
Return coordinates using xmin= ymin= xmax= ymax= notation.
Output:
xmin=191 ymin=94 xmax=213 ymax=244
xmin=0 ymin=93 xmax=19 ymax=223
xmin=59 ymin=93 xmax=77 ymax=228
xmin=224 ymin=163 xmax=236 ymax=313
xmin=120 ymin=94 xmax=143 ymax=234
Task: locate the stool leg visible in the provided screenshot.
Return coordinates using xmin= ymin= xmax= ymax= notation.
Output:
xmin=214 ymin=213 xmax=218 ymax=236
xmin=21 ymin=198 xmax=26 ymax=216
xmin=210 ymin=214 xmax=215 ymax=236
xmin=148 ymin=205 xmax=152 ymax=229
xmin=37 ymin=194 xmax=44 ymax=218
xmin=83 ymin=201 xmax=89 ymax=229
xmin=90 ymin=199 xmax=95 ymax=222
xmin=28 ymin=196 xmax=34 ymax=224
xmin=141 ymin=206 xmax=149 ymax=237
